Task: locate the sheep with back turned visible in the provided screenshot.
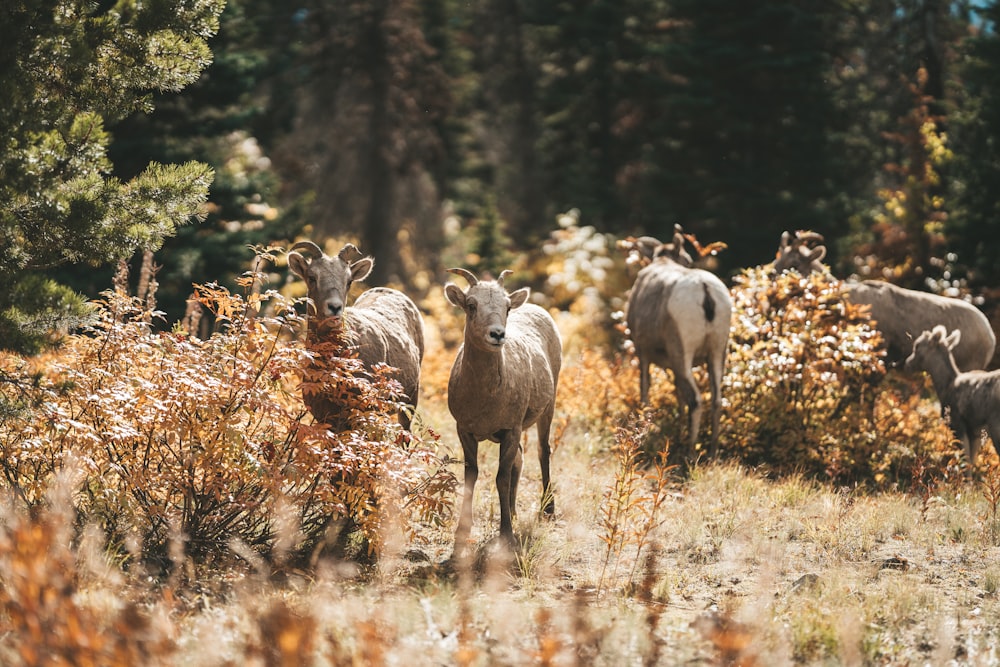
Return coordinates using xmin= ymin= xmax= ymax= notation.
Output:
xmin=624 ymin=227 xmax=733 ymax=462
xmin=905 ymin=325 xmax=1000 ymax=465
xmin=444 ymin=268 xmax=562 ymax=552
xmin=287 ymin=241 xmax=425 ymax=429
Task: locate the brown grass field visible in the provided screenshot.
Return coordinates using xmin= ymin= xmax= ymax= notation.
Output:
xmin=3 ymin=238 xmax=1000 ymax=665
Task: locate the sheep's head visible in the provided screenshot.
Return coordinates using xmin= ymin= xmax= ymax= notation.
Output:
xmin=652 ymin=226 xmax=695 ymax=267
xmin=773 ymin=230 xmax=827 ymax=274
xmin=444 ymin=268 xmax=529 ymax=352
xmin=618 ymin=225 xmax=694 ymax=268
xmin=287 ymin=241 xmax=373 ymax=322
xmin=905 ymin=325 xmax=961 ymax=373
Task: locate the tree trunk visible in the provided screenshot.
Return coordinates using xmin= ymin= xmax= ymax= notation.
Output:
xmin=362 ymin=0 xmax=396 ymax=286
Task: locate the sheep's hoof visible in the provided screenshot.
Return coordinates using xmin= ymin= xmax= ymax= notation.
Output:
xmin=541 ymin=502 xmax=555 ymax=518
xmin=485 ymin=535 xmax=518 ymax=568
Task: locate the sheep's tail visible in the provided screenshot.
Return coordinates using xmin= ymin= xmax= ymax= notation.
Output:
xmin=702 ymin=283 xmax=716 ymax=323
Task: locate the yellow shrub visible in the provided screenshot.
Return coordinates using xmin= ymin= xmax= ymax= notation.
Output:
xmin=724 ymin=267 xmax=958 ymax=486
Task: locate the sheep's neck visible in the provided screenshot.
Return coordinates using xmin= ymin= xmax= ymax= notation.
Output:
xmin=926 ymin=352 xmax=961 ymax=404
xmin=458 ymin=343 xmax=507 ymax=392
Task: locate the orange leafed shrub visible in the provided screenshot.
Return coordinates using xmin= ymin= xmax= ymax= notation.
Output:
xmin=0 ymin=277 xmax=454 ymax=569
xmin=725 ymin=267 xmax=959 ymax=486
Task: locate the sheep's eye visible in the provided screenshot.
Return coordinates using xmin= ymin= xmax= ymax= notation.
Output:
xmin=467 ymin=301 xmax=477 ymax=314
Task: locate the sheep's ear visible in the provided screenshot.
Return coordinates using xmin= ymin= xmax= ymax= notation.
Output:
xmin=808 ymin=246 xmax=826 ymax=262
xmin=508 ymin=287 xmax=530 ymax=309
xmin=444 ymin=283 xmax=467 ymax=309
xmin=945 ymin=328 xmax=962 ymax=350
xmin=288 ymin=252 xmax=309 ymax=278
xmin=349 ymin=258 xmax=373 ymax=283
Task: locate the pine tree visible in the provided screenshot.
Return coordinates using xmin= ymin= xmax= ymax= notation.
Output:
xmin=528 ymin=0 xmax=643 ymax=231
xmin=101 ymin=0 xmax=304 ymax=322
xmin=648 ymin=1 xmax=846 ymax=271
xmin=952 ymin=3 xmax=1000 ymax=289
xmin=468 ymin=195 xmax=515 ymax=278
xmin=851 ymin=68 xmax=953 ymax=290
xmin=0 ymin=0 xmax=222 ymax=353
xmin=281 ymin=0 xmax=451 ymax=286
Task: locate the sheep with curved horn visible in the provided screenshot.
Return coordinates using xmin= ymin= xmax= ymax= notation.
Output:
xmin=771 ymin=230 xmax=996 ymax=372
xmin=287 ymin=240 xmax=425 ymax=429
xmin=444 ymin=267 xmax=562 ymax=551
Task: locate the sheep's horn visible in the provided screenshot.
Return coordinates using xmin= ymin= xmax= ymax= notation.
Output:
xmin=497 ymin=269 xmax=513 ymax=286
xmin=635 ymin=236 xmax=662 ymax=259
xmin=795 ymin=230 xmax=825 ymax=246
xmin=289 ymin=240 xmax=324 ymax=259
xmin=446 ymin=267 xmax=479 ymax=285
xmin=338 ymin=243 xmax=363 ymax=262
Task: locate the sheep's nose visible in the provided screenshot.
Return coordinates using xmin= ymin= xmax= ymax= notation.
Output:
xmin=488 ymin=325 xmax=506 ymax=345
xmin=324 ymin=302 xmax=343 ymax=317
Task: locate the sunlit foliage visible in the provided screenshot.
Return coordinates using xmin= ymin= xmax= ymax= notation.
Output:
xmin=0 ymin=271 xmax=453 ymax=570
xmin=725 ymin=266 xmax=959 ymax=486
xmin=1 ymin=0 xmax=223 ymax=353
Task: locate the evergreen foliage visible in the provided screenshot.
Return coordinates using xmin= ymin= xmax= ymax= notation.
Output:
xmin=649 ymin=1 xmax=845 ymax=271
xmin=952 ymin=3 xmax=1000 ymax=290
xmin=99 ymin=0 xmax=309 ymax=322
xmin=5 ymin=0 xmax=1000 ymax=356
xmin=467 ymin=196 xmax=515 ymax=278
xmin=0 ymin=0 xmax=222 ymax=353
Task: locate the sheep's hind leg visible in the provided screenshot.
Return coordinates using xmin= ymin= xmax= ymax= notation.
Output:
xmin=675 ymin=368 xmax=703 ymax=463
xmin=707 ymin=354 xmax=725 ymax=458
xmin=638 ymin=355 xmax=652 ymax=404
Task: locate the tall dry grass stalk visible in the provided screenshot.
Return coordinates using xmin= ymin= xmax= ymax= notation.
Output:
xmin=597 ymin=415 xmax=676 ymax=595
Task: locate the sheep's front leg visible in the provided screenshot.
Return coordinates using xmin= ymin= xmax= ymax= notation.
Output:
xmin=537 ymin=406 xmax=556 ymax=516
xmin=454 ymin=430 xmax=480 ymax=549
xmin=988 ymin=420 xmax=1000 ymax=466
xmin=496 ymin=429 xmax=522 ymax=546
xmin=967 ymin=424 xmax=985 ymax=466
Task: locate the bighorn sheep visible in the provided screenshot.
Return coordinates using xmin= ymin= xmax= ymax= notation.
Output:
xmin=773 ymin=231 xmax=996 ymax=372
xmin=287 ymin=241 xmax=425 ymax=429
xmin=904 ymin=325 xmax=1000 ymax=464
xmin=444 ymin=268 xmax=562 ymax=549
xmin=625 ymin=227 xmax=733 ymax=459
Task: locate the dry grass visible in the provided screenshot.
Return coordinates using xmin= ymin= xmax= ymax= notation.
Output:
xmin=3 ymin=245 xmax=1000 ymax=665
